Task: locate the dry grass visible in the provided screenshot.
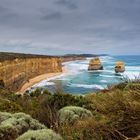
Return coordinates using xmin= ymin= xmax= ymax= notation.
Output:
xmin=58 ymin=81 xmax=140 ymax=140
xmin=0 ymin=81 xmax=140 ymax=140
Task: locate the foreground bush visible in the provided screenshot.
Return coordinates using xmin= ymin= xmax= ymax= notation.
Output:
xmin=14 ymin=92 xmax=91 ymax=128
xmin=17 ymin=129 xmax=63 ymax=140
xmin=0 ymin=98 xmax=22 ymax=112
xmin=0 ymin=81 xmax=140 ymax=140
xmin=58 ymin=106 xmax=93 ymax=124
xmin=58 ymin=82 xmax=140 ymax=140
xmin=124 ymin=83 xmax=140 ymax=91
xmin=0 ymin=112 xmax=46 ymax=140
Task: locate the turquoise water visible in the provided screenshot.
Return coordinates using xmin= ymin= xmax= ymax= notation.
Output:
xmin=31 ymin=55 xmax=140 ymax=94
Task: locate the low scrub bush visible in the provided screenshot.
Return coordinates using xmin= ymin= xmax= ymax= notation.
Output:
xmin=0 ymin=81 xmax=140 ymax=139
xmin=124 ymin=83 xmax=140 ymax=91
xmin=0 ymin=98 xmax=22 ymax=112
xmin=58 ymin=106 xmax=93 ymax=124
xmin=0 ymin=112 xmax=46 ymax=140
xmin=17 ymin=129 xmax=63 ymax=140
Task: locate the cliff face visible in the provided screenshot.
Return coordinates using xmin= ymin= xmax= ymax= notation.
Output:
xmin=0 ymin=57 xmax=62 ymax=91
xmin=0 ymin=52 xmax=87 ymax=92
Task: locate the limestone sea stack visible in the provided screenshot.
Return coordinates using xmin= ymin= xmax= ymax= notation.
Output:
xmin=115 ymin=61 xmax=125 ymax=73
xmin=88 ymin=57 xmax=103 ymax=71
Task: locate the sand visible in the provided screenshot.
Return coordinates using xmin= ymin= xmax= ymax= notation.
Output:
xmin=17 ymin=67 xmax=66 ymax=94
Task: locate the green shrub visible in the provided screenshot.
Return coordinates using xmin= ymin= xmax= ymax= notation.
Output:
xmin=0 ymin=81 xmax=140 ymax=140
xmin=59 ymin=118 xmax=124 ymax=140
xmin=0 ymin=98 xmax=22 ymax=112
xmin=0 ymin=112 xmax=12 ymax=122
xmin=0 ymin=112 xmax=46 ymax=140
xmin=17 ymin=129 xmax=63 ymax=140
xmin=43 ymin=89 xmax=51 ymax=95
xmin=84 ymin=85 xmax=140 ymax=139
xmin=114 ymin=82 xmax=128 ymax=90
xmin=47 ymin=93 xmax=90 ymax=110
xmin=30 ymin=88 xmax=42 ymax=97
xmin=58 ymin=106 xmax=93 ymax=124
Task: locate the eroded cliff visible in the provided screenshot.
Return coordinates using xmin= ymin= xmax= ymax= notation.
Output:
xmin=0 ymin=56 xmax=62 ymax=91
xmin=0 ymin=52 xmax=88 ymax=92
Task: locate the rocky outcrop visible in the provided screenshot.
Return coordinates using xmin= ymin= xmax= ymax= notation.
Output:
xmin=115 ymin=61 xmax=125 ymax=73
xmin=0 ymin=57 xmax=62 ymax=91
xmin=88 ymin=57 xmax=103 ymax=70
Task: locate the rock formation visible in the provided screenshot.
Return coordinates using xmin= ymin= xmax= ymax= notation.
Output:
xmin=88 ymin=57 xmax=103 ymax=70
xmin=0 ymin=56 xmax=62 ymax=91
xmin=115 ymin=61 xmax=125 ymax=73
xmin=0 ymin=52 xmax=88 ymax=92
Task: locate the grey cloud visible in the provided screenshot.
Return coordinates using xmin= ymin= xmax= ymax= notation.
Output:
xmin=0 ymin=6 xmax=7 ymax=13
xmin=41 ymin=11 xmax=62 ymax=20
xmin=55 ymin=0 xmax=78 ymax=10
xmin=0 ymin=5 xmax=18 ymax=25
xmin=0 ymin=0 xmax=139 ymax=55
xmin=0 ymin=5 xmax=17 ymax=17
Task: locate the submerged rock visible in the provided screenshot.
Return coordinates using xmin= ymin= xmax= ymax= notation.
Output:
xmin=115 ymin=61 xmax=125 ymax=73
xmin=88 ymin=57 xmax=103 ymax=70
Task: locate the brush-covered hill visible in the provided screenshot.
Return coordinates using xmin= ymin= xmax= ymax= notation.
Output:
xmin=0 ymin=80 xmax=140 ymax=140
xmin=0 ymin=52 xmax=58 ymax=62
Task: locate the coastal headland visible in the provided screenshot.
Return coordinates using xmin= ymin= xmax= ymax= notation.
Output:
xmin=0 ymin=52 xmax=86 ymax=92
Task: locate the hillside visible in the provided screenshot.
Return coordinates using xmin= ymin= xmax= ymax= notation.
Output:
xmin=0 ymin=80 xmax=139 ymax=140
xmin=0 ymin=52 xmax=58 ymax=62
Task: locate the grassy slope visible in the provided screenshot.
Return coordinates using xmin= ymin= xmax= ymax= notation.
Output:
xmin=0 ymin=81 xmax=140 ymax=140
xmin=0 ymin=52 xmax=87 ymax=62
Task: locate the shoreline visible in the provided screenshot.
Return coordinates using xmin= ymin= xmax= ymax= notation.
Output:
xmin=17 ymin=67 xmax=66 ymax=94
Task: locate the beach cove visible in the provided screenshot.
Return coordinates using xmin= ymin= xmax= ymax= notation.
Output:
xmin=17 ymin=67 xmax=67 ymax=94
xmin=25 ymin=55 xmax=140 ymax=94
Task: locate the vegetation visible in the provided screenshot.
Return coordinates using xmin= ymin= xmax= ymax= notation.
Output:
xmin=58 ymin=106 xmax=93 ymax=124
xmin=0 ymin=52 xmax=58 ymax=62
xmin=0 ymin=80 xmax=139 ymax=139
xmin=17 ymin=129 xmax=63 ymax=140
xmin=0 ymin=112 xmax=46 ymax=140
xmin=0 ymin=52 xmax=88 ymax=62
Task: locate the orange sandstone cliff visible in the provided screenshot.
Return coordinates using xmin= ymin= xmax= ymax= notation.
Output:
xmin=0 ymin=53 xmax=87 ymax=92
xmin=0 ymin=55 xmax=62 ymax=91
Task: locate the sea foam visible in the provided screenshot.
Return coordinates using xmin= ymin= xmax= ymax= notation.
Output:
xmin=68 ymin=83 xmax=105 ymax=89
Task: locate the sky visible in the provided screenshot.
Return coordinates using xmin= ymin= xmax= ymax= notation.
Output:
xmin=0 ymin=0 xmax=140 ymax=55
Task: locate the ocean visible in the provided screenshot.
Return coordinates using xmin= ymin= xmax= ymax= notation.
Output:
xmin=30 ymin=55 xmax=140 ymax=94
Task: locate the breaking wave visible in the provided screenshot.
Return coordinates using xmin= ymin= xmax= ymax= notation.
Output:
xmin=29 ymin=55 xmax=140 ymax=94
xmin=68 ymin=83 xmax=105 ymax=89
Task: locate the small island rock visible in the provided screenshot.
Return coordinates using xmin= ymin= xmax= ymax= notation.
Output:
xmin=88 ymin=57 xmax=103 ymax=70
xmin=115 ymin=61 xmax=125 ymax=73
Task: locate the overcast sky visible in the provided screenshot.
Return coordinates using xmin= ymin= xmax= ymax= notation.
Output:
xmin=0 ymin=0 xmax=140 ymax=55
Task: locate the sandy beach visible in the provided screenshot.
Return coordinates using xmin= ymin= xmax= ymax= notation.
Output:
xmin=17 ymin=67 xmax=66 ymax=94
